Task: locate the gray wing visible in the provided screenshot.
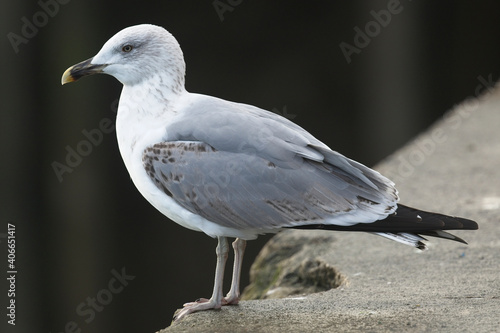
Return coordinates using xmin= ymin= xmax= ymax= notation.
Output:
xmin=142 ymin=95 xmax=398 ymax=231
xmin=142 ymin=141 xmax=397 ymax=231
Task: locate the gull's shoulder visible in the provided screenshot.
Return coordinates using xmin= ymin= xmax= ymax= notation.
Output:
xmin=173 ymin=92 xmax=283 ymax=121
xmin=169 ymin=92 xmax=328 ymax=149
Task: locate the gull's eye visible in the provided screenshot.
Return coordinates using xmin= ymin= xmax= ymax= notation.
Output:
xmin=122 ymin=44 xmax=133 ymax=53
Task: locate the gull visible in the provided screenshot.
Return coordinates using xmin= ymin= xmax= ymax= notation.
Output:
xmin=61 ymin=24 xmax=478 ymax=321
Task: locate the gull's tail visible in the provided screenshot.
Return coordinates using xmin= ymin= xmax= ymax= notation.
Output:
xmin=291 ymin=204 xmax=478 ymax=250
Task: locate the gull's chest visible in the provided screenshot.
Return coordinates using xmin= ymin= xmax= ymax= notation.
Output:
xmin=113 ymin=94 xmax=209 ymax=233
xmin=115 ymin=86 xmax=175 ymax=167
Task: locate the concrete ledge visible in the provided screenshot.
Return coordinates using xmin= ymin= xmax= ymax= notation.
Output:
xmin=160 ymin=87 xmax=500 ymax=332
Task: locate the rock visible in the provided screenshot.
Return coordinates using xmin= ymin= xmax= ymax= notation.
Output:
xmin=242 ymin=231 xmax=346 ymax=300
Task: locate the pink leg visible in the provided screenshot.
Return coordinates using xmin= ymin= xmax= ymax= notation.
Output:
xmin=173 ymin=236 xmax=228 ymax=322
xmin=223 ymin=238 xmax=246 ymax=305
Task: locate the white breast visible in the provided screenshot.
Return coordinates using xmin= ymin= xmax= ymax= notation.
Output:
xmin=114 ymin=83 xmax=256 ymax=239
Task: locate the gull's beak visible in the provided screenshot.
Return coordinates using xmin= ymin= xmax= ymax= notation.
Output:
xmin=61 ymin=57 xmax=108 ymax=85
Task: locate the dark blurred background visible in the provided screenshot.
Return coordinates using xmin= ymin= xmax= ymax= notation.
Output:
xmin=1 ymin=1 xmax=499 ymax=332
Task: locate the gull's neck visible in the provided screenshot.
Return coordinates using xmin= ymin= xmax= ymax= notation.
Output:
xmin=119 ymin=72 xmax=185 ymax=117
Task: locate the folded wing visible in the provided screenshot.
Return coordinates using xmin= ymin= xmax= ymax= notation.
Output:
xmin=142 ymin=140 xmax=398 ymax=232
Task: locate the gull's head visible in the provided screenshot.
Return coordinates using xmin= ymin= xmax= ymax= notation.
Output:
xmin=61 ymin=24 xmax=186 ymax=89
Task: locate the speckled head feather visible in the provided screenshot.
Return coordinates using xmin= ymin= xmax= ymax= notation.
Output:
xmin=90 ymin=24 xmax=186 ymax=88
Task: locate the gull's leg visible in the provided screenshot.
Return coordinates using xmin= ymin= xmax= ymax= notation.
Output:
xmin=173 ymin=236 xmax=229 ymax=322
xmin=223 ymin=238 xmax=247 ymax=305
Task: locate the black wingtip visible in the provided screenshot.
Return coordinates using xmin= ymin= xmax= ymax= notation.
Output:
xmin=290 ymin=204 xmax=478 ymax=247
xmin=416 ymin=241 xmax=427 ymax=251
xmin=419 ymin=230 xmax=469 ymax=245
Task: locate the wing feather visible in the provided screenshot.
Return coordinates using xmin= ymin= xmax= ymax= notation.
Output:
xmin=142 ymin=141 xmax=397 ymax=231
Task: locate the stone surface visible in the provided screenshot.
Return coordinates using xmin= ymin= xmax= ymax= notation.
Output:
xmin=241 ymin=231 xmax=346 ymax=300
xmin=160 ymin=86 xmax=500 ymax=332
